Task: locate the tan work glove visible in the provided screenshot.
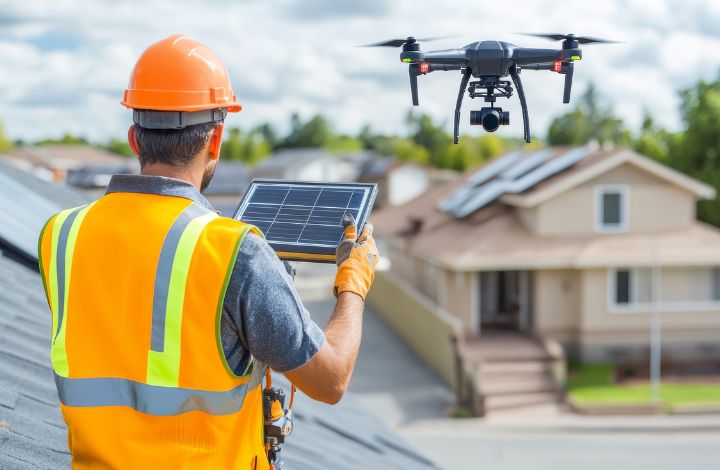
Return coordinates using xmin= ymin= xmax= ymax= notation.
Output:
xmin=334 ymin=214 xmax=379 ymax=300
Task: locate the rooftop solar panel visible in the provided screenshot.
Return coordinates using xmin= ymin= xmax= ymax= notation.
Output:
xmin=233 ymin=179 xmax=377 ymax=263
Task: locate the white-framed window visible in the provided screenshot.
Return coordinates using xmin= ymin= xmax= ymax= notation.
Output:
xmin=595 ymin=185 xmax=628 ymax=233
xmin=608 ymin=266 xmax=720 ymax=313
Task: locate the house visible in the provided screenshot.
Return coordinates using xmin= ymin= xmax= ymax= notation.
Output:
xmin=369 ymin=145 xmax=720 ymax=414
xmin=356 ymin=156 xmax=431 ymax=209
xmin=252 ymin=148 xmax=357 ymax=182
xmin=0 ymin=167 xmax=436 ymax=469
xmin=3 ymin=145 xmax=138 ymax=186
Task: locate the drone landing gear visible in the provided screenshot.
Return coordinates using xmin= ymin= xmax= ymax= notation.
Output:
xmin=453 ymin=68 xmax=531 ymax=144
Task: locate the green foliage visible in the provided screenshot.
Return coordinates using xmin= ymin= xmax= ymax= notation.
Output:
xmin=325 ymin=135 xmax=364 ymax=153
xmin=279 ymin=113 xmax=332 ymax=149
xmin=220 ymin=127 xmax=271 ymax=166
xmin=406 ymin=110 xmax=453 ymax=168
xmin=547 ymin=83 xmax=632 ymax=146
xmin=102 ymin=138 xmax=134 ymax=157
xmin=0 ymin=118 xmax=13 ymax=153
xmin=36 ymin=133 xmax=89 ymax=146
xmin=670 ymin=76 xmax=720 ymax=226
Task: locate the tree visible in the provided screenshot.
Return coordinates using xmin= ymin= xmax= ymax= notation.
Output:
xmin=547 ymin=83 xmax=631 ymax=146
xmin=278 ymin=113 xmax=332 ymax=148
xmin=633 ymin=111 xmax=676 ymax=163
xmin=672 ymin=76 xmax=720 ymax=226
xmin=103 ymin=138 xmax=134 ymax=157
xmin=220 ymin=127 xmax=271 ymax=166
xmin=406 ymin=111 xmax=452 ymax=168
xmin=36 ymin=133 xmax=89 ymax=146
xmin=0 ymin=118 xmax=13 ymax=153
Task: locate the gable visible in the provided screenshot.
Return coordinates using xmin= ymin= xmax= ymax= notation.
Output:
xmin=502 ymin=150 xmax=715 ymax=209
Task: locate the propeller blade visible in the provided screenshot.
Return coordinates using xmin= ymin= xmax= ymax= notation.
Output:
xmin=563 ymin=62 xmax=574 ymax=104
xmin=517 ymin=33 xmax=620 ymax=45
xmin=360 ymin=35 xmax=458 ymax=48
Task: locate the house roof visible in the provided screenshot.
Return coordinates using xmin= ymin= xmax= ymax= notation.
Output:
xmin=202 ymin=160 xmax=250 ymax=196
xmin=373 ymin=146 xmax=720 ymax=271
xmin=5 ymin=145 xmax=130 ymax=171
xmin=0 ymin=159 xmax=88 ymax=266
xmin=440 ymin=146 xmax=715 ymax=218
xmin=253 ymin=148 xmax=334 ymax=173
xmin=0 ymin=167 xmax=437 ymax=469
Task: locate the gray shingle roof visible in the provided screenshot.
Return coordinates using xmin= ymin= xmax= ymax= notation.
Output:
xmin=0 ymin=159 xmax=87 ymax=266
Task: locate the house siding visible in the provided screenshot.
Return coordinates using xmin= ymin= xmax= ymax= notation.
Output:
xmin=522 ymin=163 xmax=696 ymax=236
xmin=578 ymin=268 xmax=720 ymax=362
xmin=533 ymin=269 xmax=580 ymax=341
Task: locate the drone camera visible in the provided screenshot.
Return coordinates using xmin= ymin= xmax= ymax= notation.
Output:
xmin=470 ymin=107 xmax=510 ymax=132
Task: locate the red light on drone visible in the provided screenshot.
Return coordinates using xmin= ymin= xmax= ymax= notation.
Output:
xmin=419 ymin=62 xmax=429 ymax=73
xmin=553 ymin=61 xmax=563 ymax=72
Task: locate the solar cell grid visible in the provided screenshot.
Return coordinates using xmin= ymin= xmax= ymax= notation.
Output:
xmin=233 ymin=180 xmax=377 ymax=262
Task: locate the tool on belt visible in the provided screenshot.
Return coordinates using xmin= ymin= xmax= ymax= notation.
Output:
xmin=264 ymin=369 xmax=295 ymax=470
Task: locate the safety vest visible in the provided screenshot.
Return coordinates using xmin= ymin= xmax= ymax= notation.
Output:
xmin=38 ymin=191 xmax=270 ymax=470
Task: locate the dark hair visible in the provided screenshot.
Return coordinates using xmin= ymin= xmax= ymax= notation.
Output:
xmin=134 ymin=122 xmax=217 ymax=167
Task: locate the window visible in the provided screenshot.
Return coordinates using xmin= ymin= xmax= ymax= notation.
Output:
xmin=596 ymin=186 xmax=628 ymax=232
xmin=615 ymin=269 xmax=631 ymax=304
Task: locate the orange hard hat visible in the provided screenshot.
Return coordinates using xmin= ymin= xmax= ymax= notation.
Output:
xmin=122 ymin=35 xmax=241 ymax=114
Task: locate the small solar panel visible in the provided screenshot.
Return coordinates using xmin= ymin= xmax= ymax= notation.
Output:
xmin=233 ymin=179 xmax=378 ymax=263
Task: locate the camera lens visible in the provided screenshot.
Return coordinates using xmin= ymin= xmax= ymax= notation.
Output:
xmin=469 ymin=107 xmax=509 ymax=132
xmin=482 ymin=111 xmax=501 ymax=132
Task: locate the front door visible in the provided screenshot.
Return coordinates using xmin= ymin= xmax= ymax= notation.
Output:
xmin=478 ymin=271 xmax=532 ymax=333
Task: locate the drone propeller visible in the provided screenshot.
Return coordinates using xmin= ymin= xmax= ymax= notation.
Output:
xmin=518 ymin=33 xmax=619 ymax=45
xmin=361 ymin=35 xmax=456 ymax=48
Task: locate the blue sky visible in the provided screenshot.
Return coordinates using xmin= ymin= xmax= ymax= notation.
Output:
xmin=1 ymin=0 xmax=719 ymax=142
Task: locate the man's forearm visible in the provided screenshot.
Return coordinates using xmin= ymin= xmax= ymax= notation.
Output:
xmin=323 ymin=291 xmax=364 ymax=392
xmin=284 ymin=291 xmax=364 ymax=404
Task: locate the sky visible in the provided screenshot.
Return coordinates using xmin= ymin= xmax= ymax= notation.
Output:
xmin=1 ymin=0 xmax=720 ymax=143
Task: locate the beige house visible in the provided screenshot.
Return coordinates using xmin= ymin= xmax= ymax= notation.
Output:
xmin=369 ymin=145 xmax=720 ymax=412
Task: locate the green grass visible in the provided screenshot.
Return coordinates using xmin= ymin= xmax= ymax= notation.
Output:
xmin=567 ymin=362 xmax=720 ymax=407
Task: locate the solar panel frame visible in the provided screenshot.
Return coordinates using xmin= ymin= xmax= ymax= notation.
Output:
xmin=233 ymin=179 xmax=378 ymax=263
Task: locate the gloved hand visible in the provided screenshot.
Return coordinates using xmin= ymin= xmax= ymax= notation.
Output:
xmin=334 ymin=214 xmax=379 ymax=300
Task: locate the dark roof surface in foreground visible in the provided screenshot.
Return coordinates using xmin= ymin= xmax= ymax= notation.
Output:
xmin=0 ymin=252 xmax=436 ymax=469
xmin=0 ymin=159 xmax=88 ymax=264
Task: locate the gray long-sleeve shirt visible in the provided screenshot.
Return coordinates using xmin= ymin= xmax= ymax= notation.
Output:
xmin=106 ymin=174 xmax=326 ymax=374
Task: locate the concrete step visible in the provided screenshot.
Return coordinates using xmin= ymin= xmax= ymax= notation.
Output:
xmin=480 ymin=376 xmax=556 ymax=396
xmin=484 ymin=391 xmax=559 ymax=411
xmin=480 ymin=360 xmax=553 ymax=376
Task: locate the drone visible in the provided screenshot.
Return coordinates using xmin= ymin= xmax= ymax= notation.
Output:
xmin=365 ymin=34 xmax=617 ymax=144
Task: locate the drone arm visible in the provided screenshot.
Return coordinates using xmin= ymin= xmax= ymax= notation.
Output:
xmin=519 ymin=62 xmax=554 ymax=71
xmin=511 ymin=48 xmax=576 ymax=65
xmin=453 ymin=68 xmax=472 ymax=144
xmin=509 ymin=65 xmax=530 ymax=143
xmin=421 ymin=48 xmax=467 ymax=65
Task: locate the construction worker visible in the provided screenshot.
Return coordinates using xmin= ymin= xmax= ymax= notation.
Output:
xmin=37 ymin=35 xmax=379 ymax=469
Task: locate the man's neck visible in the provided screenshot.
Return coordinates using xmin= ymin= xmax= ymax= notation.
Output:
xmin=141 ymin=162 xmax=202 ymax=191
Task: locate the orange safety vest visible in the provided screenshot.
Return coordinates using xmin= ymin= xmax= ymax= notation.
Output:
xmin=38 ymin=191 xmax=270 ymax=470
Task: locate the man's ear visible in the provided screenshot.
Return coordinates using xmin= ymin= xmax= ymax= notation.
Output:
xmin=127 ymin=126 xmax=139 ymax=157
xmin=208 ymin=124 xmax=224 ymax=161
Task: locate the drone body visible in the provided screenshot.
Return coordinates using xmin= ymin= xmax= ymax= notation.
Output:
xmin=366 ymin=34 xmax=615 ymax=144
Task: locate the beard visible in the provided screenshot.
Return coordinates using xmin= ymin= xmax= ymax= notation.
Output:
xmin=200 ymin=160 xmax=217 ymax=192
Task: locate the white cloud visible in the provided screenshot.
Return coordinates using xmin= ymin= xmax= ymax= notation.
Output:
xmin=0 ymin=0 xmax=719 ymax=142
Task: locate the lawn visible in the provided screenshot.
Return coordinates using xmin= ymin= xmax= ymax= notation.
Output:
xmin=567 ymin=362 xmax=720 ymax=407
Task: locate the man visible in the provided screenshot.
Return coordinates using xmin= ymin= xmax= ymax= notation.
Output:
xmin=38 ymin=35 xmax=378 ymax=469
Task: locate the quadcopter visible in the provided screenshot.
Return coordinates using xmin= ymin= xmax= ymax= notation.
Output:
xmin=365 ymin=34 xmax=617 ymax=143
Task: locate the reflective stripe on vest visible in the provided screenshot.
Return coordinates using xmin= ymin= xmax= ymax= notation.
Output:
xmin=147 ymin=204 xmax=218 ymax=387
xmin=55 ymin=372 xmax=250 ymax=416
xmin=48 ymin=203 xmax=97 ymax=376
